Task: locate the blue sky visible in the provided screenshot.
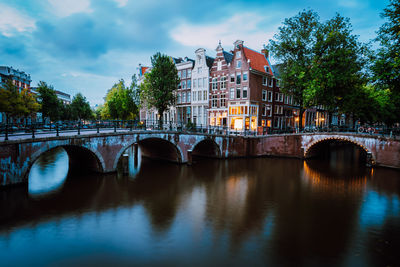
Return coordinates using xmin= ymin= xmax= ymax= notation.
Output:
xmin=0 ymin=0 xmax=389 ymax=105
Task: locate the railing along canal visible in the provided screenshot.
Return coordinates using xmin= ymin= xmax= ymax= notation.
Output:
xmin=1 ymin=120 xmax=399 ymax=141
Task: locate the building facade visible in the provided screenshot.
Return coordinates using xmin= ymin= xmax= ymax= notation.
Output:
xmin=209 ymin=42 xmax=233 ymax=127
xmin=191 ymin=48 xmax=214 ymax=126
xmin=0 ymin=66 xmax=32 ymax=123
xmin=176 ymin=58 xmax=194 ymax=124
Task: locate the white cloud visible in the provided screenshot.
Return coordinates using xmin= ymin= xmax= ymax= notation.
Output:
xmin=114 ymin=0 xmax=129 ymax=7
xmin=48 ymin=0 xmax=93 ymax=17
xmin=0 ymin=3 xmax=36 ymax=37
xmin=170 ymin=12 xmax=278 ymax=51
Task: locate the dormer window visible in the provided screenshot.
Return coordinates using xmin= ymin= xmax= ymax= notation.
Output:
xmin=264 ymin=65 xmax=269 ymax=73
xmin=236 ymin=51 xmax=241 ymax=58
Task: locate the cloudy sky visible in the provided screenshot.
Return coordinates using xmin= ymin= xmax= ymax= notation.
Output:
xmin=0 ymin=0 xmax=389 ymax=106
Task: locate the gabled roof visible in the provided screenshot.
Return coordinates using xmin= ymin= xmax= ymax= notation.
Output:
xmin=140 ymin=66 xmax=149 ymax=76
xmin=223 ymin=51 xmax=233 ymax=64
xmin=172 ymin=57 xmax=183 ymax=64
xmin=186 ymin=58 xmax=195 ymax=64
xmin=205 ymin=56 xmax=215 ymax=68
xmin=242 ymin=46 xmax=273 ymax=75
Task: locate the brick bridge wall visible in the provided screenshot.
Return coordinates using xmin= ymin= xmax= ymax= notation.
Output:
xmin=0 ymin=132 xmax=399 ymax=186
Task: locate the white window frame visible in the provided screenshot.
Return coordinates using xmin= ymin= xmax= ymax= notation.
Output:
xmin=242 ymin=87 xmax=248 ymax=98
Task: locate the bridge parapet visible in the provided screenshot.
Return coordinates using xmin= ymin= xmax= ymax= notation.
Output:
xmin=0 ymin=131 xmax=399 ymax=187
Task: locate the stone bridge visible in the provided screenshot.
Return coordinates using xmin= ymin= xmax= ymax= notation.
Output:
xmin=0 ymin=131 xmax=399 ymax=186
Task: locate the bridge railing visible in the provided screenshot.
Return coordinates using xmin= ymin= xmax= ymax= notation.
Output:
xmin=1 ymin=120 xmax=400 ymax=141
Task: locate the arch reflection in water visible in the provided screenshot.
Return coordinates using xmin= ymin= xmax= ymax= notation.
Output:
xmin=28 ymin=147 xmax=69 ymax=197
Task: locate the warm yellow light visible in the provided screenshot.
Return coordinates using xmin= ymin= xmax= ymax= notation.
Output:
xmin=234 ymin=119 xmax=243 ymax=130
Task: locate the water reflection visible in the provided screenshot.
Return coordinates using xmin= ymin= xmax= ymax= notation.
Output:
xmin=28 ymin=147 xmax=69 ymax=197
xmin=0 ymin=146 xmax=399 ymax=266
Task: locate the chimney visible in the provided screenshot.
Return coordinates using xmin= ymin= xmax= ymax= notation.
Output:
xmin=261 ymin=44 xmax=269 ymax=58
xmin=261 ymin=49 xmax=269 ymax=58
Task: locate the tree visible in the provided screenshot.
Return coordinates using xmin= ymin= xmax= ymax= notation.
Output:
xmin=140 ymin=52 xmax=180 ymax=126
xmin=129 ymin=74 xmax=141 ymax=106
xmin=371 ymin=0 xmax=400 ymax=125
xmin=0 ymin=79 xmax=26 ymax=123
xmin=20 ymin=88 xmax=40 ymax=123
xmin=70 ymin=93 xmax=92 ymax=120
xmin=102 ymin=79 xmax=138 ymax=120
xmin=36 ymin=81 xmax=60 ymax=123
xmin=310 ymin=13 xmax=369 ymax=125
xmin=267 ymin=10 xmax=320 ymax=130
xmin=59 ymin=102 xmax=73 ymax=121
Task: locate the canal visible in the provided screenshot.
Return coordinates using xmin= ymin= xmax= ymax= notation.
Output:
xmin=0 ymin=145 xmax=399 ymax=266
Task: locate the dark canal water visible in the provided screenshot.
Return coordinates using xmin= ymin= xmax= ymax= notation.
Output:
xmin=0 ymin=145 xmax=400 ymax=266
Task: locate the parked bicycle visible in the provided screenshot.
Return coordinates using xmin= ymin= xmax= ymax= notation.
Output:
xmin=358 ymin=126 xmax=376 ymax=134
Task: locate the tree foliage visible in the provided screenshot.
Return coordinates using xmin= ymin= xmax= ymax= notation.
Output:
xmin=371 ymin=0 xmax=400 ymax=125
xmin=140 ymin=52 xmax=180 ymax=125
xmin=0 ymin=79 xmax=36 ymax=122
xmin=310 ymin=14 xmax=369 ymax=122
xmin=20 ymin=88 xmax=40 ymax=119
xmin=102 ymin=79 xmax=138 ymax=120
xmin=36 ymin=81 xmax=60 ymax=122
xmin=267 ymin=10 xmax=320 ymax=129
xmin=70 ymin=93 xmax=93 ymax=120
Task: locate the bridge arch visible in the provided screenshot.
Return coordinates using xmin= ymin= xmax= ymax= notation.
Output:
xmin=113 ymin=136 xmax=184 ymax=168
xmin=304 ymin=136 xmax=375 ymax=166
xmin=191 ymin=138 xmax=221 ymax=159
xmin=23 ymin=144 xmax=105 ymax=180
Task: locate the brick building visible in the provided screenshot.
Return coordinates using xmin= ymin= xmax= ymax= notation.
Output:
xmin=209 ymin=41 xmax=233 ymax=127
